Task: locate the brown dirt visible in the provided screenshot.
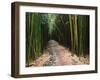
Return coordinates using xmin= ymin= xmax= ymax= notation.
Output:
xmin=27 ymin=45 xmax=89 ymax=67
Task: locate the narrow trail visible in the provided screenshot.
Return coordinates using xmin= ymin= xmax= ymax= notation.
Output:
xmin=55 ymin=46 xmax=71 ymax=65
xmin=27 ymin=45 xmax=89 ymax=67
xmin=53 ymin=45 xmax=83 ymax=66
xmin=55 ymin=49 xmax=65 ymax=65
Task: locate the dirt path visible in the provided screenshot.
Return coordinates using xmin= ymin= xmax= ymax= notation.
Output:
xmin=54 ymin=45 xmax=83 ymax=65
xmin=27 ymin=45 xmax=89 ymax=67
xmin=55 ymin=46 xmax=71 ymax=65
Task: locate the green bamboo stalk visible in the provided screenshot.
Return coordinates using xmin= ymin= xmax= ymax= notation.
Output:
xmin=69 ymin=15 xmax=74 ymax=51
xmin=77 ymin=16 xmax=83 ymax=56
xmin=74 ymin=15 xmax=78 ymax=53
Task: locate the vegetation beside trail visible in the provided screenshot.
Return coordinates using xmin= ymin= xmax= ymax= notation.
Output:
xmin=26 ymin=12 xmax=89 ymax=66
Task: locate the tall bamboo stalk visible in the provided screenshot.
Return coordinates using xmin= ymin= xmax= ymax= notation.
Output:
xmin=73 ymin=15 xmax=78 ymax=53
xmin=69 ymin=15 xmax=74 ymax=51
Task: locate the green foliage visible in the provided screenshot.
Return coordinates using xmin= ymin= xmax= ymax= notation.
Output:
xmin=26 ymin=13 xmax=42 ymax=65
xmin=69 ymin=14 xmax=89 ymax=56
xmin=48 ymin=14 xmax=57 ymax=36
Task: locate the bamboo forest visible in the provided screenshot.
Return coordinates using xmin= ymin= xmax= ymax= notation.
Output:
xmin=26 ymin=12 xmax=89 ymax=67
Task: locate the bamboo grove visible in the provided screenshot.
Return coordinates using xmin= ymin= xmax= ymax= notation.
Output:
xmin=26 ymin=12 xmax=89 ymax=66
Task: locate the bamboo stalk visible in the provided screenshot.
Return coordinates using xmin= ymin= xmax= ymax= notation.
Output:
xmin=69 ymin=15 xmax=74 ymax=51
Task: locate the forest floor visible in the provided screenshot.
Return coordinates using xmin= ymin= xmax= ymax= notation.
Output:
xmin=27 ymin=45 xmax=89 ymax=67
